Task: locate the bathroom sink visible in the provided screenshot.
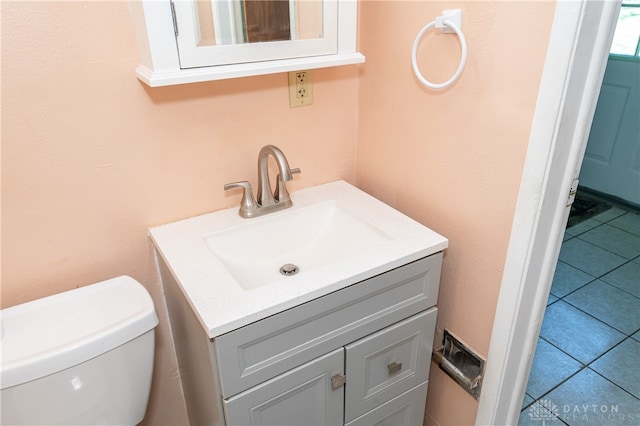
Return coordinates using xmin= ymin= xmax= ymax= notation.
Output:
xmin=204 ymin=200 xmax=392 ymax=290
xmin=149 ymin=180 xmax=448 ymax=337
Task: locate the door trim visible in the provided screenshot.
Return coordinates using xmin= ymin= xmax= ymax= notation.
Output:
xmin=476 ymin=1 xmax=621 ymax=425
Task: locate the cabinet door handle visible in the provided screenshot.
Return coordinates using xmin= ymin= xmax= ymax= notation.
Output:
xmin=331 ymin=374 xmax=346 ymax=390
xmin=388 ymin=361 xmax=402 ymax=376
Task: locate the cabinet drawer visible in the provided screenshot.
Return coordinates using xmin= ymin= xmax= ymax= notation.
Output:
xmin=214 ymin=253 xmax=442 ymax=397
xmin=345 ymin=381 xmax=428 ymax=426
xmin=344 ymin=309 xmax=436 ymax=422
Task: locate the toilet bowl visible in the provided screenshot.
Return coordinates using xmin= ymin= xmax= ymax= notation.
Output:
xmin=0 ymin=276 xmax=159 ymax=425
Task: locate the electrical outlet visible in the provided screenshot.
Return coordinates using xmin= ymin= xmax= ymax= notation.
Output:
xmin=289 ymin=70 xmax=313 ymax=107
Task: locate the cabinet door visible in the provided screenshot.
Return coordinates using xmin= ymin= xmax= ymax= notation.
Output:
xmin=223 ymin=348 xmax=344 ymax=426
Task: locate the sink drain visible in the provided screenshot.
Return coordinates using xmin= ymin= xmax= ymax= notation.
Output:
xmin=279 ymin=263 xmax=300 ymax=276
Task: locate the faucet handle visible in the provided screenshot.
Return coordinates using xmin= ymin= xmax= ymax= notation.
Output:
xmin=274 ymin=168 xmax=301 ymax=202
xmin=224 ymin=181 xmax=258 ymax=217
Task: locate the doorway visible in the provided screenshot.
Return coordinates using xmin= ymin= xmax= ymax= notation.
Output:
xmin=518 ymin=6 xmax=640 ymax=421
xmin=476 ymin=1 xmax=630 ymax=424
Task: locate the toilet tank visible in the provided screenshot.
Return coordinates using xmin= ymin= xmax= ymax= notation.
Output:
xmin=0 ymin=276 xmax=159 ymax=425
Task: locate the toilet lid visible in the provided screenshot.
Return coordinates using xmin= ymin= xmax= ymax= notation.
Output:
xmin=1 ymin=276 xmax=158 ymax=389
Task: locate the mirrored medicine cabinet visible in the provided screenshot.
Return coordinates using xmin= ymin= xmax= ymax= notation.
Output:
xmin=130 ymin=0 xmax=365 ymax=87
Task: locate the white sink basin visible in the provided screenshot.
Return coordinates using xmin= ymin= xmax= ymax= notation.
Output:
xmin=204 ymin=200 xmax=393 ymax=290
xmin=150 ymin=180 xmax=448 ymax=337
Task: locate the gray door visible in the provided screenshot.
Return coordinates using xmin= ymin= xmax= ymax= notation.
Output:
xmin=579 ymin=58 xmax=640 ymax=205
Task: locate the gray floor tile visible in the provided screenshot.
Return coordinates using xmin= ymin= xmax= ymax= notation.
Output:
xmin=592 ymin=207 xmax=627 ymax=223
xmin=540 ymin=301 xmax=625 ymax=364
xmin=609 ymin=212 xmax=640 ymax=237
xmin=564 ymin=280 xmax=640 ymax=335
xmin=601 ymin=261 xmax=640 ymax=298
xmin=563 ymin=232 xmax=573 ymax=242
xmin=565 ymin=219 xmax=601 ymax=236
xmin=632 ymin=331 xmax=640 ymax=342
xmin=551 ymin=261 xmax=596 ymax=298
xmin=579 ymin=224 xmax=640 ymax=259
xmin=546 ymin=369 xmax=640 ymax=426
xmin=559 ymin=239 xmax=627 ymax=277
xmin=526 ymin=339 xmax=582 ymax=399
xmin=591 ymin=338 xmax=640 ymax=399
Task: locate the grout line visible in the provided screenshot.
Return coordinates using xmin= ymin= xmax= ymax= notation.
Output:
xmin=567 ymin=235 xmax=632 ymax=264
xmin=550 ymin=264 xmax=598 ymax=299
xmin=586 ymin=336 xmax=637 ymax=366
xmin=586 ymin=365 xmax=640 ymax=402
xmin=530 ymin=364 xmax=587 ymax=404
xmin=539 ymin=335 xmax=585 ymax=366
xmin=558 ymin=296 xmax=634 ymax=337
xmin=574 ymin=223 xmax=640 ymax=258
xmin=565 ymin=219 xmax=607 ymax=237
xmin=596 ymin=263 xmax=640 ymax=301
xmin=557 ymin=249 xmax=635 ymax=289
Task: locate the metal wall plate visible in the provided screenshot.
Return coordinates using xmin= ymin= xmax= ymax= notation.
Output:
xmin=432 ymin=330 xmax=485 ymax=399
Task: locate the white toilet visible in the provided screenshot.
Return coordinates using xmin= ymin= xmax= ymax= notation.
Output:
xmin=0 ymin=276 xmax=159 ymax=425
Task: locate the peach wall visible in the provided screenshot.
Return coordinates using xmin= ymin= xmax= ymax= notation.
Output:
xmin=357 ymin=1 xmax=555 ymax=424
xmin=1 ymin=1 xmax=358 ymax=424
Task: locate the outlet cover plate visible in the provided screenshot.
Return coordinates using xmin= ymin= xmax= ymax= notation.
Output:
xmin=288 ymin=71 xmax=313 ymax=107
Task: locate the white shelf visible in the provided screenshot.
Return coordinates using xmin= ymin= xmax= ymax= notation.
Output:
xmin=135 ymin=53 xmax=365 ymax=87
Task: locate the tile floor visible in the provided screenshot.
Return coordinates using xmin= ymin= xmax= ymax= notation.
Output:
xmin=518 ymin=203 xmax=640 ymax=425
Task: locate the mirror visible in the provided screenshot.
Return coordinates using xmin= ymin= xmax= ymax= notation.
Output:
xmin=174 ymin=0 xmax=336 ymax=69
xmin=195 ymin=0 xmax=323 ymax=46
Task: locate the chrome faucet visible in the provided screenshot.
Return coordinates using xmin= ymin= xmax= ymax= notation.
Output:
xmin=257 ymin=145 xmax=295 ymax=207
xmin=224 ymin=145 xmax=300 ymax=218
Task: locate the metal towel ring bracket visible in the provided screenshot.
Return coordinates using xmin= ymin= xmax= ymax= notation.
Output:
xmin=411 ymin=9 xmax=467 ymax=90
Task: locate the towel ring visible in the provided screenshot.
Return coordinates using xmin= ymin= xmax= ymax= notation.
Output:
xmin=411 ymin=14 xmax=467 ymax=90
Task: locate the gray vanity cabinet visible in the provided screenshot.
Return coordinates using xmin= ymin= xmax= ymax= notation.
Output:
xmin=159 ymin=252 xmax=443 ymax=426
xmin=223 ymin=309 xmax=436 ymax=426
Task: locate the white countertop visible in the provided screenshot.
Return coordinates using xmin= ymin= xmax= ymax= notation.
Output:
xmin=149 ymin=180 xmax=448 ymax=338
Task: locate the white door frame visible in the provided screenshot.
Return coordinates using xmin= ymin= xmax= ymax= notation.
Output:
xmin=476 ymin=1 xmax=621 ymax=425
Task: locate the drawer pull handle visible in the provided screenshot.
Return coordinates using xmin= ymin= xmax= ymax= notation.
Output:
xmin=331 ymin=374 xmax=346 ymax=390
xmin=388 ymin=361 xmax=403 ymax=376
